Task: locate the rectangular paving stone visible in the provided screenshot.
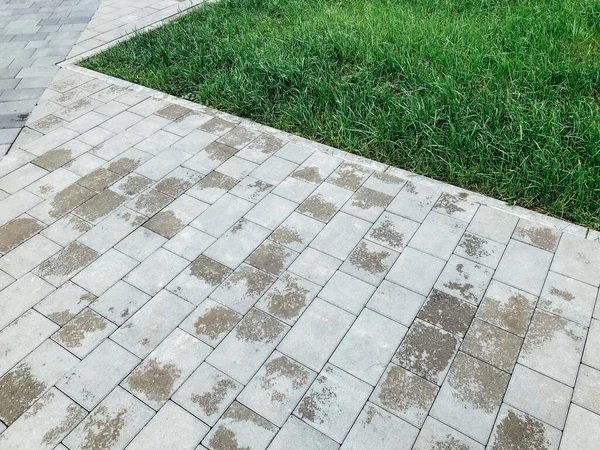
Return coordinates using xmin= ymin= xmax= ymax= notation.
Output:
xmin=278 ymin=298 xmax=354 ymax=372
xmin=202 ymin=402 xmax=278 ymax=450
xmin=386 ymin=247 xmax=445 ymax=297
xmin=127 ymin=186 xmax=173 ymax=217
xmin=127 ymin=401 xmax=209 ymax=450
xmin=245 ymin=193 xmax=297 ymax=230
xmin=409 ymin=211 xmax=467 ymax=260
xmin=362 ymin=171 xmax=406 ymax=196
xmin=271 ymin=211 xmax=324 ymax=253
xmin=583 ymin=318 xmax=600 ymax=370
xmin=0 ymin=388 xmax=86 ymax=450
xmin=187 ymin=171 xmax=238 ymax=204
xmin=320 ymin=271 xmax=376 ymax=315
xmin=191 ymin=193 xmax=253 ymax=238
xmin=327 ymin=161 xmax=372 ymax=191
xmin=552 ymin=234 xmax=600 ymax=285
xmin=0 ymin=190 xmax=42 ymax=227
xmin=295 ymin=364 xmax=371 ymax=444
xmin=0 ymin=215 xmax=45 ymax=255
xmin=291 ymin=152 xmax=341 ymax=185
xmin=513 ymin=218 xmax=561 ymax=252
xmin=124 ymin=248 xmax=188 ymax=295
xmin=272 ymin=176 xmax=318 ymax=203
xmin=218 ymin=125 xmax=261 ymax=149
xmin=144 ymin=194 xmax=207 ymax=239
xmin=122 ymin=328 xmax=211 ymax=410
xmin=113 ymin=227 xmax=166 ymax=262
xmin=0 ymin=339 xmax=78 ymax=425
xmin=0 ymin=310 xmax=58 ymax=378
xmin=560 ymin=404 xmax=600 ymax=450
xmin=495 ymin=239 xmax=554 ymax=296
xmin=90 ymin=280 xmax=150 ymax=325
xmin=207 ymin=308 xmax=289 ymax=384
xmin=164 ymin=112 xmax=212 ymax=136
xmin=237 ymin=133 xmax=286 ymax=163
xmin=341 ymin=187 xmax=393 ymax=222
xmin=25 ymin=167 xmax=80 ymax=200
xmin=467 ymin=205 xmax=518 ymax=245
xmin=110 ymin=173 xmax=154 ymax=198
xmin=167 ymin=255 xmax=232 ymax=305
xmin=135 ymin=147 xmax=192 ymax=180
xmin=164 ymin=226 xmax=216 ymax=261
xmin=331 ymin=309 xmax=407 ymax=385
xmin=137 ymin=129 xmax=182 ymax=155
xmin=76 ymin=167 xmax=121 ymax=192
xmin=250 ymin=155 xmax=298 ymax=185
xmin=367 ymin=279 xmax=425 ymax=326
xmin=34 ymin=281 xmax=96 ymax=325
xmin=417 ymin=289 xmax=476 ymax=337
xmin=287 ymin=247 xmax=339 ymax=286
xmin=339 ymin=239 xmax=398 ymax=286
xmin=78 ymin=206 xmax=147 ymax=253
xmin=430 ymin=352 xmax=510 ymax=444
xmin=57 ymin=339 xmax=140 ymax=411
xmin=173 ymin=362 xmax=243 ymax=426
xmin=0 ymin=272 xmax=54 ymax=330
xmin=0 ymin=234 xmax=61 ymax=278
xmin=434 ymin=255 xmax=493 ymax=305
xmin=72 ymin=248 xmax=138 ymax=296
xmin=538 ymin=270 xmax=597 ymax=326
xmin=111 ymin=289 xmax=194 ymax=358
xmin=73 ymin=189 xmax=127 ymax=225
xmin=454 ymin=232 xmax=505 ymax=269
xmin=204 ymin=218 xmax=271 ymax=269
xmin=34 ymin=241 xmax=98 ymax=287
xmin=182 ymin=142 xmax=237 ymax=174
xmin=63 ymin=387 xmax=155 ymax=450
xmin=210 ymin=263 xmax=276 ymax=314
xmin=238 ymin=351 xmax=316 ymax=426
xmin=519 ymin=309 xmax=586 ymax=386
xmin=432 ymin=192 xmax=479 ymax=222
xmin=216 ymin=155 xmax=258 ymax=180
xmin=0 ymin=163 xmax=47 ymax=194
xmin=413 ymin=416 xmax=484 ymax=450
xmin=310 ymin=212 xmax=371 ymax=260
xmin=573 ymin=364 xmax=600 ymax=415
xmin=298 ymin=183 xmax=353 ymax=223
xmin=154 ymin=166 xmax=203 ymax=197
xmin=504 ymin=364 xmax=572 ymax=430
xmin=269 ymin=416 xmax=339 ymax=450
xmin=229 ymin=176 xmax=274 ymax=203
xmin=386 ymin=181 xmax=440 ymax=223
xmin=365 ymin=211 xmax=418 ymax=252
xmin=52 ymin=308 xmax=117 ymax=358
xmin=180 ymin=299 xmax=241 ymax=347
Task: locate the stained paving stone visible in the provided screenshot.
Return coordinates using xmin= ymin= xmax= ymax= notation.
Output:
xmin=114 ymin=227 xmax=167 ymax=262
xmin=430 ymin=352 xmax=510 ymax=444
xmin=34 ymin=241 xmax=98 ymax=286
xmin=341 ymin=402 xmax=418 ymax=450
xmin=386 ymin=181 xmax=440 ymax=223
xmin=320 ymin=271 xmax=376 ymax=315
xmin=495 ymin=240 xmax=554 ymax=296
xmin=242 ymin=188 xmax=296 ymax=225
xmin=155 ymin=167 xmax=203 ymax=197
xmin=330 ymin=309 xmax=407 ymax=385
xmin=256 ymin=271 xmax=321 ymax=324
xmin=341 ymin=187 xmax=393 ymax=222
xmin=238 ymin=351 xmax=316 ymax=426
xmin=207 ymin=308 xmax=289 ymax=384
xmin=467 ymin=206 xmax=519 ymax=245
xmin=298 ymin=183 xmax=353 ymax=223
xmin=434 ymin=255 xmax=493 ymax=305
xmin=202 ymin=401 xmax=278 ymax=450
xmin=187 ymin=171 xmax=238 ymax=204
xmin=237 ymin=134 xmax=286 ymax=164
xmin=513 ymin=218 xmax=561 ymax=252
xmin=72 ymin=248 xmax=138 ymax=296
xmin=135 ymin=147 xmax=193 ymax=180
xmin=31 ymin=146 xmax=79 ymax=171
xmin=278 ymin=298 xmax=354 ymax=372
xmin=180 ymin=299 xmax=242 ymax=347
xmin=386 ymin=247 xmax=446 ymax=297
xmin=339 ymin=239 xmax=398 ymax=286
xmin=288 ymin=247 xmax=341 ymax=286
xmin=327 ymin=162 xmax=372 ymax=191
xmin=164 ymin=226 xmax=216 ymax=261
xmin=90 ymin=280 xmax=151 ymax=325
xmin=0 ymin=215 xmax=44 ymax=254
xmin=573 ymin=364 xmax=600 ymax=415
xmin=122 ymin=328 xmax=211 ymax=410
xmin=268 ymin=416 xmax=339 ymax=450
xmin=144 ymin=194 xmax=207 ymax=238
xmin=362 ymin=171 xmax=406 ymax=196
xmin=73 ymin=189 xmax=127 ymax=224
xmin=34 ymin=281 xmax=96 ymax=326
xmin=413 ymin=416 xmax=484 ymax=450
xmin=173 ymin=363 xmax=243 ymax=426
xmin=230 ymin=176 xmax=274 ymax=203
xmin=519 ymin=309 xmax=586 ymax=386
xmin=63 ymin=386 xmax=155 ymax=450
xmin=271 ymin=211 xmax=324 ymax=252
xmin=295 ymin=364 xmax=372 ymax=443
xmin=0 ymin=234 xmax=61 ymax=279
xmin=461 ymin=319 xmax=522 ymax=373
xmin=124 ymin=248 xmax=188 ymax=295
xmin=365 ymin=211 xmax=418 ymax=252
xmin=0 ymin=388 xmax=87 ymax=450
xmin=538 ymin=271 xmax=597 ymax=326
xmin=409 ymin=211 xmax=468 ymax=260
xmin=310 ymin=212 xmax=371 ymax=260
xmin=25 ymin=168 xmax=80 ymax=200
xmin=247 ymin=240 xmax=299 ymax=276
xmin=76 ymin=167 xmax=121 ymax=191
xmin=0 ymin=273 xmax=55 ymax=330
xmin=211 ymin=263 xmax=276 ymax=314
xmin=476 ymin=280 xmax=538 ymax=337
xmin=40 ymin=213 xmax=92 ymax=247
xmin=560 ymin=404 xmax=600 ymax=450
xmin=454 ymin=231 xmax=506 ymax=269
xmin=167 ymin=255 xmax=232 ymax=305
xmin=273 ymin=142 xmax=313 ymax=164
xmin=52 ymin=308 xmax=117 ymax=358
xmin=57 ymin=339 xmax=140 ymax=411
xmin=183 ymin=142 xmax=236 ymax=175
xmin=432 ymin=192 xmax=479 ymax=222
xmin=128 ymin=186 xmax=173 ymax=217
xmin=0 ymin=190 xmax=42 ymax=227
xmin=504 ymin=364 xmax=572 ymax=430
xmin=417 ymin=289 xmax=476 ymax=337
xmin=191 ymin=193 xmax=254 ymax=238
xmin=0 ymin=339 xmax=78 ymax=425
xmin=291 ymin=152 xmax=341 ymax=185
xmin=111 ymin=289 xmax=194 ymax=358
xmin=110 ymin=173 xmax=153 ymax=198
xmin=199 ymin=117 xmax=237 ymax=136
xmin=217 ymin=126 xmax=261 ymax=150
xmin=393 ymin=319 xmax=460 ymax=386
xmin=487 ymin=404 xmax=561 ymax=450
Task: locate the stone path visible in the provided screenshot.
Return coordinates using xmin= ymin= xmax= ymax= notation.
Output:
xmin=1 ymin=1 xmax=600 ymax=450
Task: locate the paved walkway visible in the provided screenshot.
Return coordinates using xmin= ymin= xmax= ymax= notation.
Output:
xmin=0 ymin=1 xmax=600 ymax=450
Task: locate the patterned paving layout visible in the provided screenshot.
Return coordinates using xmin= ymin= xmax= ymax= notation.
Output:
xmin=0 ymin=65 xmax=598 ymax=450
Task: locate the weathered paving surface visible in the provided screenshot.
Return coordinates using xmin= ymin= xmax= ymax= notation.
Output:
xmin=1 ymin=1 xmax=600 ymax=449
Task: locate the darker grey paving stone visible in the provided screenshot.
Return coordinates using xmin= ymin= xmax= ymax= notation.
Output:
xmin=417 ymin=289 xmax=476 ymax=337
xmin=0 ymin=87 xmax=45 ymax=101
xmin=413 ymin=416 xmax=484 ymax=450
xmin=0 ymin=113 xmax=29 ymax=129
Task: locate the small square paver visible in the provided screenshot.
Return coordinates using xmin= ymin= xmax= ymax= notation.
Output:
xmin=339 ymin=240 xmax=398 ymax=286
xmin=173 ymin=363 xmax=243 ymax=426
xmin=434 ymin=255 xmax=493 ymax=305
xmin=476 ymin=280 xmax=537 ymax=337
xmin=504 ymin=364 xmax=572 ymax=430
xmin=122 ymin=329 xmax=211 ymax=409
xmin=462 ymin=318 xmax=522 ymax=372
xmin=573 ymin=364 xmax=600 ymax=415
xmin=370 ymin=363 xmax=438 ymax=428
xmin=341 ymin=402 xmax=418 ymax=450
xmin=341 ymin=187 xmax=393 ymax=222
xmin=288 ymin=247 xmax=341 ymax=286
xmin=393 ymin=319 xmax=460 ymax=385
xmin=211 ymin=263 xmax=275 ymax=314
xmin=256 ymin=271 xmax=321 ymax=324
xmin=432 ymin=192 xmax=479 ymax=222
xmin=430 ymin=352 xmax=510 ymax=444
xmin=538 ymin=271 xmax=597 ymax=326
xmin=167 ymin=255 xmax=232 ymax=305
xmin=238 ymin=351 xmax=316 ymax=426
xmin=278 ymin=298 xmax=355 ymax=372
xmin=124 ymin=248 xmax=189 ymax=295
xmin=310 ymin=212 xmax=371 ymax=260
xmin=295 ymin=364 xmax=372 ymax=444
xmin=202 ymin=402 xmax=278 ymax=450
xmin=495 ymin=240 xmax=554 ymax=296
xmin=366 ymin=280 xmax=425 ymax=326
xmin=365 ymin=211 xmax=419 ymax=252
xmin=180 ymin=299 xmax=242 ymax=347
xmin=387 ymin=181 xmax=440 ymax=223
xmin=268 ymin=416 xmax=339 ymax=450
xmin=246 ymin=240 xmax=299 ymax=276
xmin=560 ymin=404 xmax=600 ymax=450
xmin=52 ymin=308 xmax=117 ymax=358
xmin=320 ymin=271 xmax=376 ymax=315
xmin=519 ymin=309 xmax=586 ymax=386
xmin=467 ymin=206 xmax=518 ymax=244
xmin=298 ymin=183 xmax=353 ymax=223
xmin=386 ymin=247 xmax=445 ymax=297
xmin=454 ymin=232 xmax=506 ymax=269
xmin=513 ymin=218 xmax=561 ymax=252
xmin=331 ymin=309 xmax=407 ymax=385
xmin=417 ymin=289 xmax=476 ymax=337
xmin=207 ymin=308 xmax=289 ymax=384
xmin=413 ymin=416 xmax=484 ymax=450
xmin=409 ymin=211 xmax=467 ymax=260
xmin=271 ymin=212 xmax=324 ymax=253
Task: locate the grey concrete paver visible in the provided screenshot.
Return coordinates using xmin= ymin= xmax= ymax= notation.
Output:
xmin=268 ymin=416 xmax=339 ymax=450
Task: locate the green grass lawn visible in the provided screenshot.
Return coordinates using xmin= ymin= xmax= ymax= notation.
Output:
xmin=81 ymin=0 xmax=600 ymax=228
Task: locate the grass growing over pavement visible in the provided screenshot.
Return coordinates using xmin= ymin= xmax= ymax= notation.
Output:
xmin=81 ymin=0 xmax=600 ymax=228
